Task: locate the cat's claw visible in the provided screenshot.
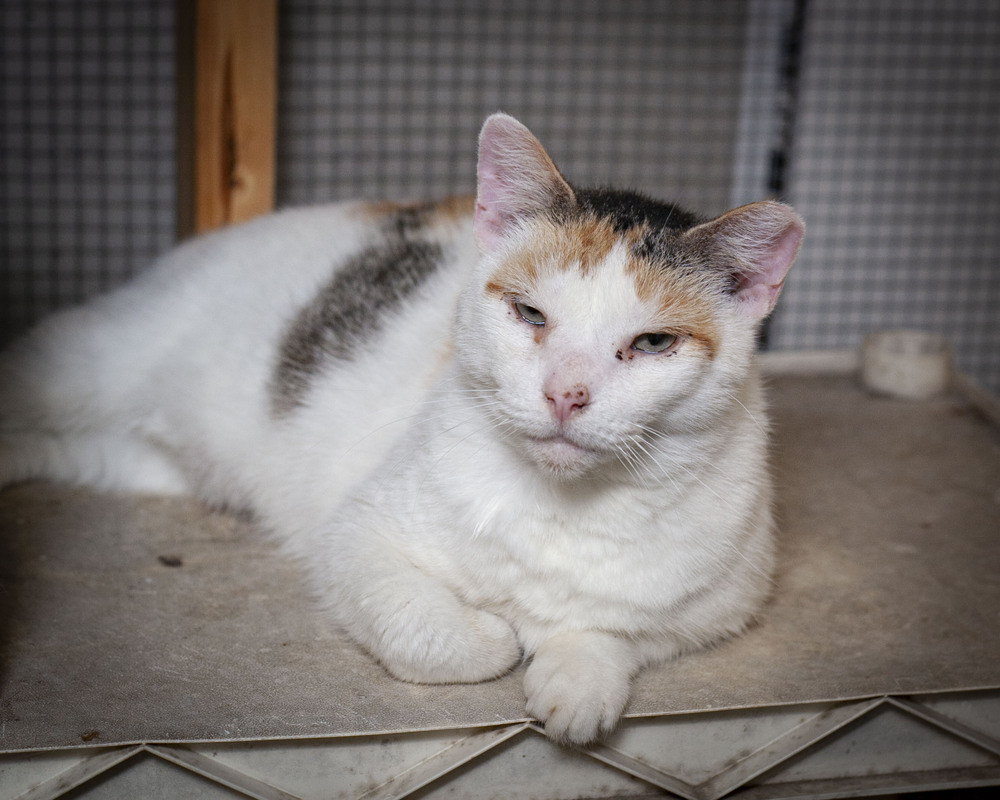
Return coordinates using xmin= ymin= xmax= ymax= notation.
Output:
xmin=523 ymin=632 xmax=635 ymax=745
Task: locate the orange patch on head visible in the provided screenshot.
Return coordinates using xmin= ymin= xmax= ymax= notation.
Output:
xmin=483 ymin=214 xmax=721 ymax=358
xmin=485 ymin=259 xmax=538 ymax=299
xmin=624 ymin=233 xmax=722 ymax=358
xmin=484 ymin=216 xmax=620 ymax=298
xmin=555 ymin=217 xmax=621 ymax=275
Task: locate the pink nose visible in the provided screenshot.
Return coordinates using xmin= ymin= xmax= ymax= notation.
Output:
xmin=546 ymin=385 xmax=590 ymax=424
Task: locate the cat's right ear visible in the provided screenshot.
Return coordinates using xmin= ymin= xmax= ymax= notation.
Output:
xmin=474 ymin=114 xmax=576 ymax=251
xmin=685 ymin=201 xmax=805 ymax=321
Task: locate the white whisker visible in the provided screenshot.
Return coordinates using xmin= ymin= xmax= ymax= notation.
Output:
xmin=720 ymin=388 xmax=766 ymax=434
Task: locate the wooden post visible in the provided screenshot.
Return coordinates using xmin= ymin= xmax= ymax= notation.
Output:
xmin=177 ymin=0 xmax=277 ymax=238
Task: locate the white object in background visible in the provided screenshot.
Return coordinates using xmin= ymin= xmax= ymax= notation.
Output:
xmin=861 ymin=330 xmax=952 ymax=400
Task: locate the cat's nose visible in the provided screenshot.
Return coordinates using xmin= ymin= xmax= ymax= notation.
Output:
xmin=546 ymin=384 xmax=590 ymax=424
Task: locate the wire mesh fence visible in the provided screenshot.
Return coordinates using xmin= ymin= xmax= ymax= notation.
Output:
xmin=1 ymin=0 xmax=997 ymax=390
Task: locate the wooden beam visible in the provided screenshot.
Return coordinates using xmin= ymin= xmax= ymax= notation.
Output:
xmin=177 ymin=0 xmax=277 ymax=238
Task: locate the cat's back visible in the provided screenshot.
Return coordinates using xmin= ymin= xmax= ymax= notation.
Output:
xmin=3 ymin=197 xmax=475 ymax=394
xmin=0 ymin=200 xmax=389 ymax=409
xmin=119 ymin=197 xmax=475 ymax=366
xmin=0 ymin=197 xmax=477 ymax=506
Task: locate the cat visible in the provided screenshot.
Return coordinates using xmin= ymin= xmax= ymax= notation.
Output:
xmin=0 ymin=113 xmax=804 ymax=744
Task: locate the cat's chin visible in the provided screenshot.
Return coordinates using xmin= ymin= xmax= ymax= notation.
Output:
xmin=526 ymin=435 xmax=601 ymax=477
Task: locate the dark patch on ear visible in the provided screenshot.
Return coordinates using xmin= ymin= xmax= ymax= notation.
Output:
xmin=271 ymin=209 xmax=443 ymax=415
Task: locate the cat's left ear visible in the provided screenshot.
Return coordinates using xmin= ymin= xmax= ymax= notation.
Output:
xmin=474 ymin=113 xmax=576 ymax=251
xmin=685 ymin=201 xmax=805 ymax=320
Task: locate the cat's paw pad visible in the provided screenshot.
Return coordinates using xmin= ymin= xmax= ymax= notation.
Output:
xmin=382 ymin=606 xmax=521 ymax=685
xmin=523 ymin=633 xmax=633 ymax=745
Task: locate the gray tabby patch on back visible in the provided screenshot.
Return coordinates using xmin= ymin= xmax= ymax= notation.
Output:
xmin=271 ymin=207 xmax=444 ymax=415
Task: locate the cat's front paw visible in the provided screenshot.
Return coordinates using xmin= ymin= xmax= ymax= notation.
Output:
xmin=379 ymin=605 xmax=521 ymax=685
xmin=524 ymin=632 xmax=637 ymax=745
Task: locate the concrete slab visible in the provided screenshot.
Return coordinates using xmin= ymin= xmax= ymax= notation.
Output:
xmin=1 ymin=372 xmax=998 ymax=753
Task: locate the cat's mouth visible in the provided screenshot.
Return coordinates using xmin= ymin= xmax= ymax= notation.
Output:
xmin=525 ymin=434 xmax=600 ymax=475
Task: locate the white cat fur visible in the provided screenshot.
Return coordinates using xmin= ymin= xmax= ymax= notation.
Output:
xmin=0 ymin=114 xmax=803 ymax=744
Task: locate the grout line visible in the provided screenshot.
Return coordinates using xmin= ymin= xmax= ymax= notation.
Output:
xmin=582 ymin=699 xmax=886 ymax=800
xmin=356 ymin=723 xmax=531 ymax=800
xmin=583 ymin=743 xmax=700 ymax=800
xmin=145 ymin=743 xmax=301 ymax=800
xmin=887 ymin=697 xmax=1000 ymax=758
xmin=695 ymin=697 xmax=886 ymax=799
xmin=9 ymin=746 xmax=144 ymax=800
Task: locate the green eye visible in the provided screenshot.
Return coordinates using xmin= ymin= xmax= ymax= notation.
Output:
xmin=631 ymin=332 xmax=678 ymax=354
xmin=514 ymin=301 xmax=546 ymax=326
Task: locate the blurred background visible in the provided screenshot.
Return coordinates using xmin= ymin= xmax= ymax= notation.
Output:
xmin=1 ymin=0 xmax=997 ymax=391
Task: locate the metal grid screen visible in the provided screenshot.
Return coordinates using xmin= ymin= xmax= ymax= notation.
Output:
xmin=0 ymin=1 xmax=176 ymax=341
xmin=0 ymin=0 xmax=997 ymax=392
xmin=770 ymin=0 xmax=1000 ymax=388
xmin=277 ymin=0 xmax=750 ymax=214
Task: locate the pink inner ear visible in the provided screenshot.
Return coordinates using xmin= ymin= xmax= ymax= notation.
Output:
xmin=734 ymin=218 xmax=805 ymax=318
xmin=686 ymin=201 xmax=804 ymax=321
xmin=473 ymin=156 xmax=513 ymax=250
xmin=473 ymin=113 xmax=575 ymax=251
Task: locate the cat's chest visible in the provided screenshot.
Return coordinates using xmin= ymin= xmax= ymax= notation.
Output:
xmin=434 ymin=487 xmax=706 ymax=630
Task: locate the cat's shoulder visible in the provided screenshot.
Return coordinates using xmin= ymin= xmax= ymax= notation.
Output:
xmin=170 ymin=195 xmax=474 ymax=253
xmin=358 ymin=195 xmax=476 ymax=234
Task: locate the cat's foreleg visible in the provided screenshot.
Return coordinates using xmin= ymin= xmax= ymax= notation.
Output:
xmin=313 ymin=521 xmax=522 ymax=684
xmin=523 ymin=631 xmax=648 ymax=745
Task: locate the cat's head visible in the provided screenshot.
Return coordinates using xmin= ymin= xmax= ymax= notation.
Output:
xmin=455 ymin=113 xmax=804 ymax=480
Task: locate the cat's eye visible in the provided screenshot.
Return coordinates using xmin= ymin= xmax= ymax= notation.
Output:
xmin=514 ymin=301 xmax=546 ymax=326
xmin=631 ymin=332 xmax=679 ymax=354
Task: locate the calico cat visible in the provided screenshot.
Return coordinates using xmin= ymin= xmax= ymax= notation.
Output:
xmin=0 ymin=114 xmax=803 ymax=744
